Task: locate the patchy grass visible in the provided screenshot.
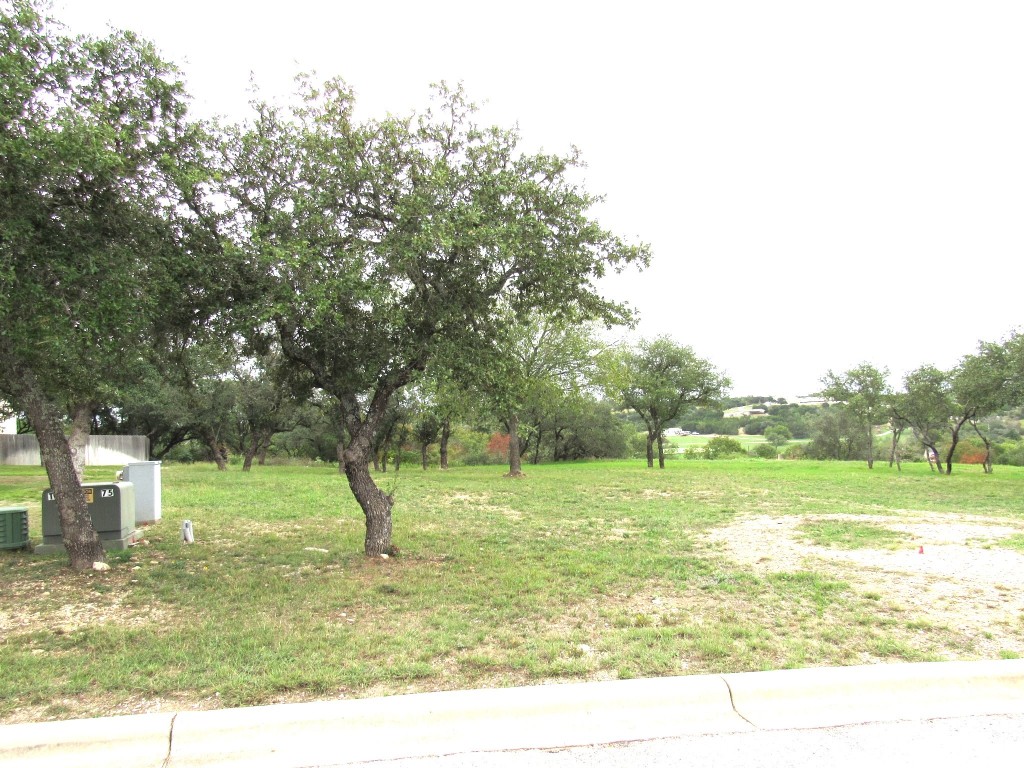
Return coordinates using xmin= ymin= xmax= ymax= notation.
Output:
xmin=1 ymin=459 xmax=1022 ymax=723
xmin=798 ymin=519 xmax=905 ymax=550
xmin=999 ymin=534 xmax=1024 ymax=552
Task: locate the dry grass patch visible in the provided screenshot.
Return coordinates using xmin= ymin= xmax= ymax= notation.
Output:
xmin=701 ymin=512 xmax=1024 ymax=660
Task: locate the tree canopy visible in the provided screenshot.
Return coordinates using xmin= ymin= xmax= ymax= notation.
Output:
xmin=0 ymin=1 xmax=220 ymax=568
xmin=222 ymin=78 xmax=649 ymax=553
xmin=600 ymin=336 xmax=728 ymax=468
xmin=820 ymin=363 xmax=890 ymax=468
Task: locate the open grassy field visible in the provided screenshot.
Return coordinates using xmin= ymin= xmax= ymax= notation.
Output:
xmin=2 ymin=459 xmax=1023 ymax=723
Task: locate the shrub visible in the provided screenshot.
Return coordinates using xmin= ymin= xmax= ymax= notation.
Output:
xmin=782 ymin=443 xmax=808 ymax=460
xmin=704 ymin=436 xmax=744 ymax=459
xmin=750 ymin=443 xmax=778 ymax=459
xmin=486 ymin=432 xmax=510 ymax=461
xmin=763 ymin=424 xmax=792 ymax=448
xmin=454 ymin=427 xmax=504 ymax=466
xmin=953 ymin=437 xmax=988 ymax=465
xmin=994 ymin=440 xmax=1024 ymax=466
xmin=628 ymin=431 xmax=649 ymax=459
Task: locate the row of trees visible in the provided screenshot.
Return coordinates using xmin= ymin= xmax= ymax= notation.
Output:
xmin=4 ymin=3 xmax=1020 ymax=569
xmin=820 ymin=335 xmax=1024 ymax=474
xmin=0 ymin=2 xmax=652 ymax=567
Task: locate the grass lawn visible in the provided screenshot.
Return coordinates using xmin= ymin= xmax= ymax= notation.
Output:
xmin=1 ymin=459 xmax=1023 ymax=722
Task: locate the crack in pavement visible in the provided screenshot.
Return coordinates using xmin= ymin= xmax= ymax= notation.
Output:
xmin=161 ymin=712 xmax=178 ymax=768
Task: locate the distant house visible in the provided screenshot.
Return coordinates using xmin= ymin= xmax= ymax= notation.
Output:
xmin=724 ymin=407 xmax=767 ymax=418
xmin=795 ymin=396 xmax=830 ymax=406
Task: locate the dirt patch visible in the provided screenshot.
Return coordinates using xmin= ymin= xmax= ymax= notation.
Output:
xmin=0 ymin=559 xmax=176 ymax=637
xmin=700 ymin=512 xmax=1024 ymax=658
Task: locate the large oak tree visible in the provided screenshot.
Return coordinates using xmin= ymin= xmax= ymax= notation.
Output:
xmin=222 ymin=80 xmax=648 ymax=555
xmin=0 ymin=2 xmax=220 ymax=568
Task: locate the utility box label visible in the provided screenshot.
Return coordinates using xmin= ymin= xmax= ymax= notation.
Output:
xmin=46 ymin=488 xmax=97 ymax=503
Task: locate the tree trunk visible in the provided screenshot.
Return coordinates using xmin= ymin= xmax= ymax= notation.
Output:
xmin=506 ymin=414 xmax=525 ymax=477
xmin=256 ymin=431 xmax=273 ymax=466
xmin=971 ymin=420 xmax=993 ymax=474
xmin=531 ymin=427 xmax=543 ymax=465
xmin=343 ymin=455 xmax=394 ymax=556
xmin=204 ymin=429 xmax=227 ymax=471
xmin=646 ymin=431 xmax=655 ymax=468
xmin=657 ymin=433 xmax=666 ymax=469
xmin=337 ymin=440 xmax=347 ymax=475
xmin=242 ymin=439 xmax=259 ymax=472
xmin=68 ymin=402 xmax=92 ymax=482
xmin=924 ymin=442 xmax=943 ymax=474
xmin=889 ymin=426 xmax=904 ymax=471
xmin=439 ymin=419 xmax=450 ymax=470
xmin=865 ymin=425 xmax=874 ymax=469
xmin=17 ymin=373 xmax=104 ymax=569
xmin=944 ymin=417 xmax=970 ymax=476
xmin=421 ymin=443 xmax=429 ymax=471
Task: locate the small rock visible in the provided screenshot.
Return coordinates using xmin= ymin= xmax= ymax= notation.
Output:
xmin=92 ymin=562 xmax=111 ymax=572
xmin=380 ymin=553 xmax=389 ymax=559
xmin=578 ymin=643 xmax=594 ymax=654
xmin=304 ymin=547 xmax=330 ymax=553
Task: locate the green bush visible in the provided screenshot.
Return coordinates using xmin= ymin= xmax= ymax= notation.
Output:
xmin=628 ymin=431 xmax=649 ymax=459
xmin=704 ymin=436 xmax=744 ymax=459
xmin=452 ymin=427 xmax=505 ymax=466
xmin=994 ymin=440 xmax=1024 ymax=466
xmin=782 ymin=443 xmax=808 ymax=460
xmin=750 ymin=443 xmax=778 ymax=459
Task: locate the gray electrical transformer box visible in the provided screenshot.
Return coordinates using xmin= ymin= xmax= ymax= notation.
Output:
xmin=37 ymin=482 xmax=137 ymax=553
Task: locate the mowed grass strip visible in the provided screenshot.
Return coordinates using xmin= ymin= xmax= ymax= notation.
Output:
xmin=1 ymin=460 xmax=1021 ymax=722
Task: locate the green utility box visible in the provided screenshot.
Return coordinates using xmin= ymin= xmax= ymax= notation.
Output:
xmin=36 ymin=482 xmax=137 ymax=553
xmin=0 ymin=506 xmax=29 ymax=550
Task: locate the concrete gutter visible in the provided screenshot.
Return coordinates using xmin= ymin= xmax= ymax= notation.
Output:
xmin=2 ymin=659 xmax=1023 ymax=768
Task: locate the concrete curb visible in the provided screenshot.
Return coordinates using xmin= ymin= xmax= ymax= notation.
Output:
xmin=2 ymin=659 xmax=1023 ymax=768
xmin=0 ymin=712 xmax=174 ymax=768
xmin=722 ymin=658 xmax=1024 ymax=730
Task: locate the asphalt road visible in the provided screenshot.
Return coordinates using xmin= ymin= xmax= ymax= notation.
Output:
xmin=337 ymin=713 xmax=1024 ymax=768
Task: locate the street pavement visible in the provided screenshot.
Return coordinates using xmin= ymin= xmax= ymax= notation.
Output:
xmin=2 ymin=659 xmax=1023 ymax=767
xmin=347 ymin=713 xmax=1024 ymax=768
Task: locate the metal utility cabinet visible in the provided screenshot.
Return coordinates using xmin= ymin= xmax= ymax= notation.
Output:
xmin=0 ymin=506 xmax=29 ymax=550
xmin=36 ymin=482 xmax=137 ymax=553
xmin=122 ymin=461 xmax=161 ymax=524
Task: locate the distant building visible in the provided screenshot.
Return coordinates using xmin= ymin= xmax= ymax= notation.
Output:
xmin=724 ymin=407 xmax=767 ymax=418
xmin=795 ymin=396 xmax=830 ymax=406
xmin=1 ymin=404 xmax=17 ymax=435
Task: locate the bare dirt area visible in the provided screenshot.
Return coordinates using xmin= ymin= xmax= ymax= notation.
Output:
xmin=700 ymin=512 xmax=1024 ymax=659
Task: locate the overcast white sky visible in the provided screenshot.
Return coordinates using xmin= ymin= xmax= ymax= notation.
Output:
xmin=52 ymin=0 xmax=1024 ymax=399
